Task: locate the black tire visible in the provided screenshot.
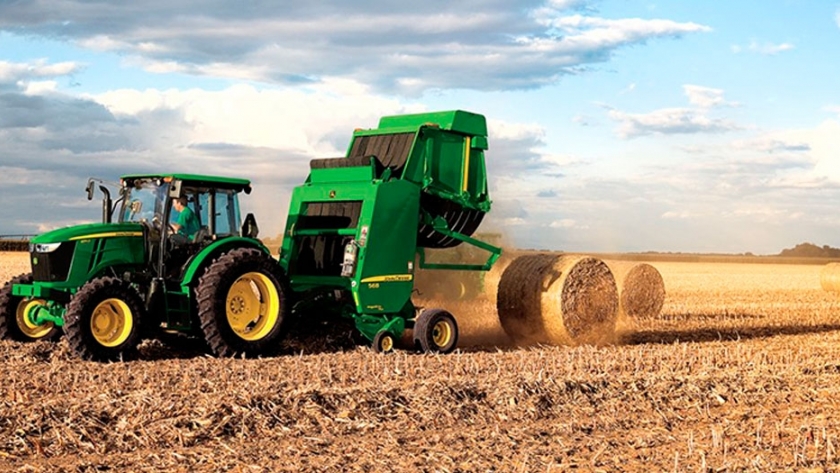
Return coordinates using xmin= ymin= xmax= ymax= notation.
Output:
xmin=414 ymin=308 xmax=459 ymax=354
xmin=417 ymin=194 xmax=485 ymax=248
xmin=372 ymin=330 xmax=396 ymax=354
xmin=196 ymin=248 xmax=290 ymax=357
xmin=65 ymin=277 xmax=146 ymax=362
xmin=0 ymin=273 xmax=62 ymax=342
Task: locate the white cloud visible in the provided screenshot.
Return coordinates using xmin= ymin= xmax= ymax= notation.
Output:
xmin=0 ymin=59 xmax=81 ymax=85
xmin=683 ymin=85 xmax=738 ymax=108
xmin=731 ymin=40 xmax=794 ymax=55
xmin=93 ymin=82 xmax=414 ymax=155
xmin=772 ymin=119 xmax=840 ymax=182
xmin=545 ymin=0 xmax=591 ymax=9
xmin=608 ymin=107 xmax=742 ymax=138
xmin=23 ymin=80 xmax=59 ymax=95
xmin=0 ymin=3 xmax=710 ymax=94
xmin=730 ymin=137 xmax=810 ymax=154
xmin=607 ymin=85 xmax=742 ymax=138
xmin=502 ymin=218 xmax=528 ymax=226
xmin=549 ymin=219 xmax=576 ymax=228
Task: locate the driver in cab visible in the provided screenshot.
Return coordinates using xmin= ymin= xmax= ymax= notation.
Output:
xmin=171 ymin=197 xmax=200 ymax=240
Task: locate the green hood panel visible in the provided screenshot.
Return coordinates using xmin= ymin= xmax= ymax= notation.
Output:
xmin=31 ymin=222 xmax=145 ymax=244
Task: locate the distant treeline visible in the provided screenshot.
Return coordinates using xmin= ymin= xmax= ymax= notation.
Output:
xmin=0 ymin=240 xmax=29 ymax=252
xmin=517 ymin=241 xmax=840 ymax=266
xmin=778 ymin=242 xmax=840 ymax=258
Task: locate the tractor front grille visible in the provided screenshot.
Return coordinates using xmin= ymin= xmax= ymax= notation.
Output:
xmin=31 ymin=241 xmax=76 ymax=282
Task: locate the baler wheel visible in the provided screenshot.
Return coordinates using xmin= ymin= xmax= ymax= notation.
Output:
xmin=196 ymin=248 xmax=291 ymax=357
xmin=414 ymin=308 xmax=458 ymax=354
xmin=0 ymin=273 xmax=62 ymax=342
xmin=65 ymin=277 xmax=145 ymax=362
xmin=372 ymin=330 xmax=396 ymax=354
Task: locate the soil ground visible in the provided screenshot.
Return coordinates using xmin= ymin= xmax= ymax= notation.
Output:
xmin=1 ymin=252 xmax=840 ymax=471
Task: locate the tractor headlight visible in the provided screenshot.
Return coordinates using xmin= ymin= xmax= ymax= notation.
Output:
xmin=34 ymin=242 xmax=62 ymax=253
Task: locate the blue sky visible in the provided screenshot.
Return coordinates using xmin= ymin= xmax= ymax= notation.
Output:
xmin=1 ymin=1 xmax=839 ymax=254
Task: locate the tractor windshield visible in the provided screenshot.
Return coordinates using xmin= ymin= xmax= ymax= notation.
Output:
xmin=121 ymin=179 xmax=169 ymax=224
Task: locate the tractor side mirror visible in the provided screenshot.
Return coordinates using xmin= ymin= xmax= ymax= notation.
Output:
xmin=241 ymin=213 xmax=259 ymax=239
xmin=85 ymin=180 xmax=95 ymax=200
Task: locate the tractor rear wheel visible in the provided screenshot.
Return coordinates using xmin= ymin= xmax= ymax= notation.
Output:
xmin=414 ymin=308 xmax=458 ymax=354
xmin=0 ymin=273 xmax=62 ymax=342
xmin=196 ymin=248 xmax=290 ymax=357
xmin=65 ymin=277 xmax=145 ymax=361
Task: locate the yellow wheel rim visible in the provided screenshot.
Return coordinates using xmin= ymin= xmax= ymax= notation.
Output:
xmin=15 ymin=299 xmax=54 ymax=339
xmin=432 ymin=320 xmax=453 ymax=348
xmin=225 ymin=272 xmax=280 ymax=341
xmin=380 ymin=334 xmax=394 ymax=352
xmin=90 ymin=298 xmax=133 ymax=347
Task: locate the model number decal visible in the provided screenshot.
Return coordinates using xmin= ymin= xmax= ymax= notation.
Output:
xmin=360 ymin=274 xmax=413 ymax=283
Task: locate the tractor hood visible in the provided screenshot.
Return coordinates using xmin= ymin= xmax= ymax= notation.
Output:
xmin=30 ymin=222 xmax=144 ymax=245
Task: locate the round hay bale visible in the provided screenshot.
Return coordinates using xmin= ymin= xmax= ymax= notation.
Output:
xmin=607 ymin=261 xmax=666 ymax=319
xmin=820 ymin=263 xmax=840 ymax=292
xmin=497 ymin=254 xmax=619 ymax=346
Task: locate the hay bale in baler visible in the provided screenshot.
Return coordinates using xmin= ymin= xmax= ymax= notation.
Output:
xmin=820 ymin=263 xmax=840 ymax=292
xmin=497 ymin=254 xmax=619 ymax=346
xmin=606 ymin=261 xmax=666 ymax=319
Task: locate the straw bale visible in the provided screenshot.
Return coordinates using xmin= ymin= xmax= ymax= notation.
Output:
xmin=607 ymin=261 xmax=666 ymax=319
xmin=820 ymin=263 xmax=840 ymax=292
xmin=497 ymin=254 xmax=618 ymax=346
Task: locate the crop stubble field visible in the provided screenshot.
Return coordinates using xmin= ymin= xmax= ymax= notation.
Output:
xmin=2 ymin=251 xmax=840 ymax=471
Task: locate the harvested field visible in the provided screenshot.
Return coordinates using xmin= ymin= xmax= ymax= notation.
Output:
xmin=3 ymin=254 xmax=840 ymax=471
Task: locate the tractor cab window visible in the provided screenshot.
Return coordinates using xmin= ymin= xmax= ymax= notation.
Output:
xmin=167 ymin=188 xmax=242 ymax=242
xmin=122 ymin=179 xmax=169 ymax=225
xmin=211 ymin=190 xmax=242 ymax=236
xmin=193 ymin=189 xmax=242 ymax=237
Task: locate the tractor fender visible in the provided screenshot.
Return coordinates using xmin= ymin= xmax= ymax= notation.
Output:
xmin=180 ymin=238 xmax=274 ymax=288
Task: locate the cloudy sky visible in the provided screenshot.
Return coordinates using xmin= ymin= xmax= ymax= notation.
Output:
xmin=1 ymin=0 xmax=839 ymax=254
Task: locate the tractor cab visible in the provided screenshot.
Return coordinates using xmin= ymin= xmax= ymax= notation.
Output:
xmin=118 ymin=174 xmax=257 ymax=278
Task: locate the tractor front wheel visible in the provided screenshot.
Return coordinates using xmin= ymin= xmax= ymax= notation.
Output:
xmin=196 ymin=248 xmax=290 ymax=357
xmin=414 ymin=308 xmax=459 ymax=354
xmin=0 ymin=273 xmax=62 ymax=342
xmin=65 ymin=277 xmax=145 ymax=361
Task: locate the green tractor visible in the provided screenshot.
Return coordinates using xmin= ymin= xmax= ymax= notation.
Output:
xmin=0 ymin=174 xmax=288 ymax=361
